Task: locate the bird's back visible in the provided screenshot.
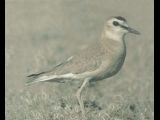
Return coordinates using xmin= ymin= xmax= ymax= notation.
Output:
xmin=35 ymin=37 xmax=126 ymax=79
xmin=44 ymin=42 xmax=104 ymax=75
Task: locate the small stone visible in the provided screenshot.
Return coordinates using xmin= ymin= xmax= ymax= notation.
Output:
xmin=129 ymin=104 xmax=136 ymax=111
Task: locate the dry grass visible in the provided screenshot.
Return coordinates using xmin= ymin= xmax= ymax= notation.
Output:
xmin=6 ymin=88 xmax=153 ymax=120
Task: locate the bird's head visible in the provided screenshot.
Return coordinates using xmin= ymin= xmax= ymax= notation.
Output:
xmin=104 ymin=16 xmax=140 ymax=40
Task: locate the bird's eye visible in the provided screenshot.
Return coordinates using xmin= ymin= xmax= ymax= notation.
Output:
xmin=113 ymin=21 xmax=119 ymax=26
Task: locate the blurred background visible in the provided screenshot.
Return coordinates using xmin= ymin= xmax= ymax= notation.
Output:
xmin=6 ymin=0 xmax=154 ymax=119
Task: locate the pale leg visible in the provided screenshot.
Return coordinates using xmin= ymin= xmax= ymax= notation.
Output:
xmin=76 ymin=78 xmax=90 ymax=119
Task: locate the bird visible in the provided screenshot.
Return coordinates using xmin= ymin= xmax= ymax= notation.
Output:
xmin=26 ymin=16 xmax=140 ymax=119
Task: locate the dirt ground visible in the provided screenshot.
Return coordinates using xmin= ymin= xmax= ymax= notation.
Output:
xmin=6 ymin=0 xmax=154 ymax=120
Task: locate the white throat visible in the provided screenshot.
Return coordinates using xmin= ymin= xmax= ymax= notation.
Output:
xmin=104 ymin=30 xmax=124 ymax=42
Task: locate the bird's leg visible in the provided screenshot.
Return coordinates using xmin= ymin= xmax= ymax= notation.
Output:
xmin=76 ymin=78 xmax=90 ymax=119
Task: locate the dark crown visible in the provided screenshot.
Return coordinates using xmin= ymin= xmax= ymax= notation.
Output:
xmin=114 ymin=16 xmax=127 ymax=22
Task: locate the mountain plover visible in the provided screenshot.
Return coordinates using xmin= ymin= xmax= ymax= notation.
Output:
xmin=27 ymin=16 xmax=140 ymax=119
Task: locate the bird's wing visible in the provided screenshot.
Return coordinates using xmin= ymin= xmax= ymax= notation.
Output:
xmin=27 ymin=56 xmax=74 ymax=78
xmin=50 ymin=43 xmax=103 ymax=75
xmin=26 ymin=43 xmax=103 ymax=84
xmin=26 ymin=56 xmax=76 ymax=84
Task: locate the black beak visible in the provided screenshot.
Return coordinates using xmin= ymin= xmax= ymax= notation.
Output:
xmin=127 ymin=27 xmax=140 ymax=34
xmin=121 ymin=25 xmax=140 ymax=35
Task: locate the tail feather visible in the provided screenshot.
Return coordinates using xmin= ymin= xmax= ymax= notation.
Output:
xmin=26 ymin=56 xmax=75 ymax=85
xmin=26 ymin=73 xmax=77 ymax=85
xmin=26 ymin=75 xmax=59 ymax=85
xmin=27 ymin=72 xmax=46 ymax=78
